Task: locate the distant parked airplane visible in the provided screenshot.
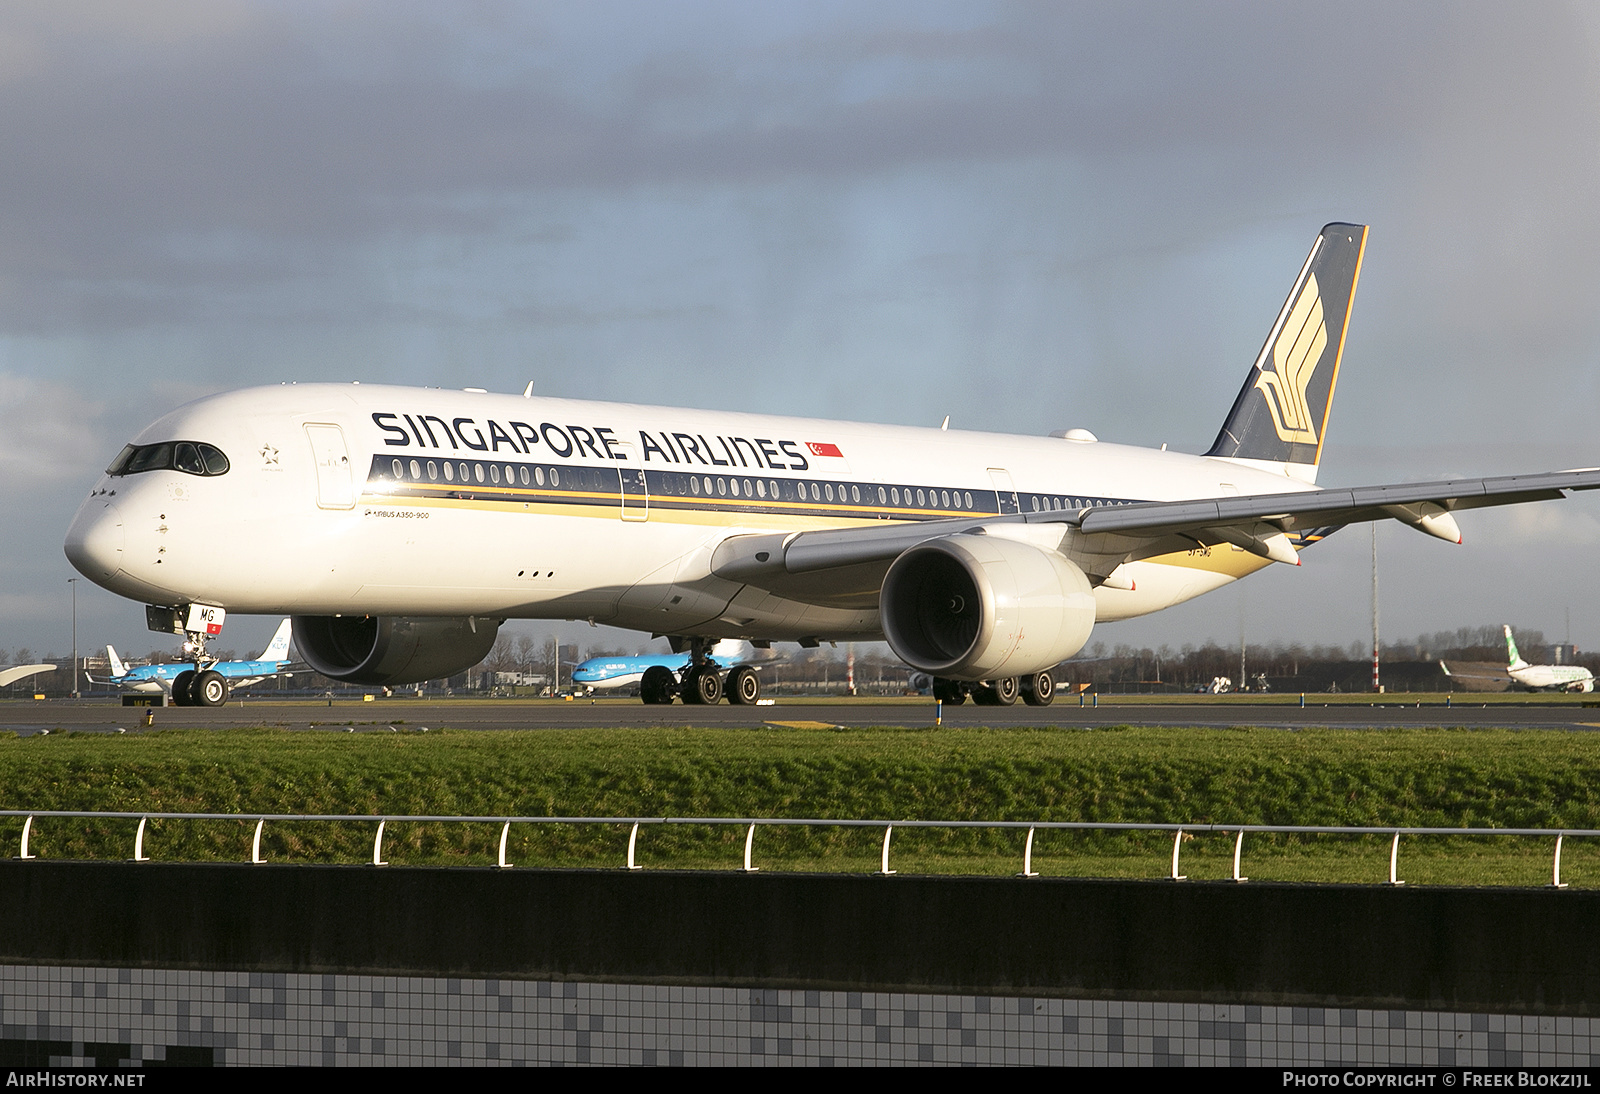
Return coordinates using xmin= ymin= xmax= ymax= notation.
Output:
xmin=1440 ymin=625 xmax=1595 ymax=693
xmin=97 ymin=619 xmax=297 ymax=706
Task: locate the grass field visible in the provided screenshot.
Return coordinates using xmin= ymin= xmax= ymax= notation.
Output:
xmin=1 ymin=722 xmax=1598 ymax=884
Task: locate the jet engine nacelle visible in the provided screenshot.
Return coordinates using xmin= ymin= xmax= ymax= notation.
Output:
xmin=292 ymin=615 xmax=502 ymax=685
xmin=880 ymin=534 xmax=1095 ymax=681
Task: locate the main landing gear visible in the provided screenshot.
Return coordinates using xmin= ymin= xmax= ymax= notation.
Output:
xmin=931 ymin=670 xmax=1055 ymax=707
xmin=638 ymin=640 xmax=763 ymax=706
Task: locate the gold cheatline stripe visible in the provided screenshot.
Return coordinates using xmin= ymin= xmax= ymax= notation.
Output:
xmin=360 ymin=493 xmax=909 ymax=530
xmin=1312 ymin=224 xmax=1368 ymax=468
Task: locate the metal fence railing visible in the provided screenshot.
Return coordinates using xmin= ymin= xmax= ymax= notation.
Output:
xmin=0 ymin=810 xmax=1591 ymax=886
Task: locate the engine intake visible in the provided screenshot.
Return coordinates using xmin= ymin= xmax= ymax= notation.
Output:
xmin=292 ymin=616 xmax=502 ymax=685
xmin=880 ymin=535 xmax=1094 ymax=680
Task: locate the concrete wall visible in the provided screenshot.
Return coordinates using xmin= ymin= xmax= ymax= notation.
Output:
xmin=0 ymin=862 xmax=1592 ymax=1015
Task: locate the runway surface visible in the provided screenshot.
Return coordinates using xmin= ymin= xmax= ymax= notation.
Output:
xmin=3 ymin=695 xmax=1599 ymax=734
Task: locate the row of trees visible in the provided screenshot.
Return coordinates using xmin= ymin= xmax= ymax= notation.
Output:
xmin=1042 ymin=626 xmax=1578 ymax=694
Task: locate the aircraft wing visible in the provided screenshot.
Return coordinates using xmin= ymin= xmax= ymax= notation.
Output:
xmin=1438 ymin=661 xmax=1513 ymax=684
xmin=1073 ymin=468 xmax=1600 ymax=541
xmin=0 ymin=664 xmax=57 ymax=689
xmin=710 ymin=468 xmax=1600 ymax=597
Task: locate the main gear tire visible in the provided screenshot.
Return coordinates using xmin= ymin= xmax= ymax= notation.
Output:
xmin=686 ymin=667 xmax=723 ymax=705
xmin=726 ymin=665 xmax=761 ymax=705
xmin=1021 ymin=670 xmax=1055 ymax=707
xmin=640 ymin=665 xmax=676 ymax=704
xmin=195 ymin=670 xmax=230 ymax=707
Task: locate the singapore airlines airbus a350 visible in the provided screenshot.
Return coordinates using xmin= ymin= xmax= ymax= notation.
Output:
xmin=63 ymin=224 xmax=1600 ymax=707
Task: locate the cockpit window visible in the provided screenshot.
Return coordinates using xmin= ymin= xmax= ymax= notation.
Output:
xmin=126 ymin=444 xmax=171 ymax=474
xmin=106 ymin=441 xmax=230 ymax=478
xmin=196 ymin=443 xmax=229 ymax=474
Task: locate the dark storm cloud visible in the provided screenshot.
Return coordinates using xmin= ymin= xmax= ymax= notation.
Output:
xmin=3 ymin=2 xmax=1595 ymax=335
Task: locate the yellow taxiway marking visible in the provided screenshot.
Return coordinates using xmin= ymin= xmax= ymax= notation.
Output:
xmin=765 ymin=721 xmax=842 ymax=730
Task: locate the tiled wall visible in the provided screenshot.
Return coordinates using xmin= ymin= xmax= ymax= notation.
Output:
xmin=0 ymin=964 xmax=1593 ymax=1067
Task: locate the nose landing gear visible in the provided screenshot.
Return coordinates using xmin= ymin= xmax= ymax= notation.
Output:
xmin=150 ymin=603 xmax=232 ymax=707
xmin=193 ymin=669 xmax=230 ymax=707
xmin=170 ymin=668 xmax=230 ymax=707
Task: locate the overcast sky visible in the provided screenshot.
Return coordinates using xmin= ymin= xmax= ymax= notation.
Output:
xmin=7 ymin=1 xmax=1600 ymax=662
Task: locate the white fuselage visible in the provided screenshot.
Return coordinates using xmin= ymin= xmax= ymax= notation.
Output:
xmin=65 ymin=383 xmax=1319 ymax=641
xmin=1510 ymin=664 xmax=1596 ymax=692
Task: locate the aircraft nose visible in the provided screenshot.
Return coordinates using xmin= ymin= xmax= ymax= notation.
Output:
xmin=64 ymin=497 xmax=125 ymax=584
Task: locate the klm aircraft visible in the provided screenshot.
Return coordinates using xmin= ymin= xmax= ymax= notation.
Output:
xmin=571 ymin=640 xmax=766 ymax=703
xmin=99 ymin=618 xmax=297 ymax=706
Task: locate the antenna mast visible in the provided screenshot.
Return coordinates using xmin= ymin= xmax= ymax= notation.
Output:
xmin=1371 ymin=525 xmax=1381 ymax=693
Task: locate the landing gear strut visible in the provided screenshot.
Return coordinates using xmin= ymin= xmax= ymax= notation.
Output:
xmin=677 ymin=637 xmax=723 ymax=704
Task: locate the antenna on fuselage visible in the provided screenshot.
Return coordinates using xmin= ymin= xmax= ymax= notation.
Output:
xmin=940 ymin=415 xmax=949 ymax=431
xmin=523 ymin=381 xmax=535 ymax=398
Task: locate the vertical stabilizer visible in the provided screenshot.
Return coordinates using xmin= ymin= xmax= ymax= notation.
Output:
xmin=1207 ymin=223 xmax=1369 ymax=483
xmin=1505 ymin=626 xmax=1529 ymax=670
xmin=106 ymin=645 xmax=127 ymax=678
xmin=259 ymin=618 xmax=294 ymax=663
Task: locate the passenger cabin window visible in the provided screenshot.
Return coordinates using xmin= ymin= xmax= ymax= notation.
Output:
xmin=107 ymin=441 xmax=230 ymax=478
